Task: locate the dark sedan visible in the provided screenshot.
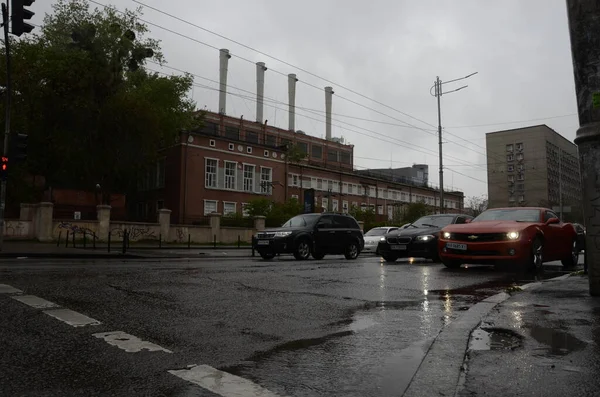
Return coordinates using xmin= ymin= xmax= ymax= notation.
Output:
xmin=378 ymin=213 xmax=473 ymax=262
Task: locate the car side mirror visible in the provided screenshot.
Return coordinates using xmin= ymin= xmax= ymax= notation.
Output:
xmin=465 ymin=219 xmax=472 ymax=224
xmin=546 ymin=217 xmax=560 ymax=225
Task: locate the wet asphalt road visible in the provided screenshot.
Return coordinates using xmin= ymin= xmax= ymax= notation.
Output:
xmin=0 ymin=254 xmax=577 ymax=396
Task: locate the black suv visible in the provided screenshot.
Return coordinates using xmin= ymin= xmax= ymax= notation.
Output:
xmin=377 ymin=214 xmax=472 ymax=262
xmin=254 ymin=212 xmax=365 ymax=260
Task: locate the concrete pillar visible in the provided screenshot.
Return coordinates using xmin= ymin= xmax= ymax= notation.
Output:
xmin=219 ymin=49 xmax=231 ymax=115
xmin=256 ymin=62 xmax=267 ymax=123
xmin=209 ymin=213 xmax=222 ymax=243
xmin=325 ymin=86 xmax=334 ymax=140
xmin=566 ymin=0 xmax=600 ymax=295
xmin=19 ymin=203 xmax=35 ymax=221
xmin=288 ymin=73 xmax=298 ymax=131
xmin=36 ymin=202 xmax=53 ymax=242
xmin=358 ymin=221 xmax=365 ymax=233
xmin=96 ymin=205 xmax=111 ymax=241
xmin=253 ymin=215 xmax=266 ymax=231
xmin=158 ymin=209 xmax=172 ymax=242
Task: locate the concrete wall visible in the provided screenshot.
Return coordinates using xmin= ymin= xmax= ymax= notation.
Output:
xmin=3 ymin=220 xmax=31 ymax=239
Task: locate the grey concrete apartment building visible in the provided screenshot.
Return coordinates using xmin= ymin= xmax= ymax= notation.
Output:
xmin=486 ymin=125 xmax=581 ymax=214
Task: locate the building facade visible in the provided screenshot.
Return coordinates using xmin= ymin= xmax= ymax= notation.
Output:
xmin=356 ymin=164 xmax=429 ymax=186
xmin=139 ymin=112 xmax=464 ymax=223
xmin=486 ymin=125 xmax=581 ymax=214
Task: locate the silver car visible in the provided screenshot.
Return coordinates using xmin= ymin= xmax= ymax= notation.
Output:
xmin=363 ymin=226 xmax=400 ymax=254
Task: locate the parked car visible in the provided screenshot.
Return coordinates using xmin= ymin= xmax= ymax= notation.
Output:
xmin=363 ymin=226 xmax=400 ymax=254
xmin=572 ymin=223 xmax=586 ymax=252
xmin=438 ymin=207 xmax=579 ymax=270
xmin=253 ymin=212 xmax=365 ymax=260
xmin=377 ymin=214 xmax=473 ymax=262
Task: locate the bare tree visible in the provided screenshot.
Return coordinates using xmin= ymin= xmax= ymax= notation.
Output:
xmin=465 ymin=195 xmax=488 ymax=217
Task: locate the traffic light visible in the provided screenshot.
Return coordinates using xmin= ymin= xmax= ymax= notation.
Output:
xmin=11 ymin=0 xmax=35 ymax=37
xmin=9 ymin=133 xmax=28 ymax=162
xmin=0 ymin=156 xmax=7 ymax=181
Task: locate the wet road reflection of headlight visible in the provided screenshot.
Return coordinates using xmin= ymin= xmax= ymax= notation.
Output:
xmin=507 ymin=231 xmax=520 ymax=240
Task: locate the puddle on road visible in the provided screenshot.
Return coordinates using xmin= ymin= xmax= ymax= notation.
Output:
xmin=527 ymin=325 xmax=587 ymax=356
xmin=348 ymin=315 xmax=377 ymax=332
xmin=469 ymin=327 xmax=523 ymax=351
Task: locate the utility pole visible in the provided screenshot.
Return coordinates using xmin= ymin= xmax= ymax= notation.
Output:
xmin=430 ymin=72 xmax=477 ymax=214
xmin=0 ymin=2 xmax=12 ymax=251
xmin=566 ymin=0 xmax=600 ymax=295
xmin=559 ymin=149 xmax=563 ymax=220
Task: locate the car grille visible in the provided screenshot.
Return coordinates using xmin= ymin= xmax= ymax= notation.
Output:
xmin=451 ymin=233 xmax=507 ymax=242
xmin=387 ymin=237 xmax=412 ymax=244
xmin=256 ymin=232 xmax=275 ymax=239
xmin=447 ymin=248 xmax=500 ymax=256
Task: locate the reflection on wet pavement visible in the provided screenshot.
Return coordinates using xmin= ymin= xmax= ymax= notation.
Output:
xmin=527 ymin=324 xmax=587 ymax=356
xmin=470 ymin=327 xmax=523 ymax=351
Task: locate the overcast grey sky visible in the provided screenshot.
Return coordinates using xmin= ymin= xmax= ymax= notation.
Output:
xmin=30 ymin=0 xmax=579 ymax=199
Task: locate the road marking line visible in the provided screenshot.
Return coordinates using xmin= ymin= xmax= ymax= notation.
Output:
xmin=43 ymin=309 xmax=101 ymax=327
xmin=93 ymin=331 xmax=172 ymax=353
xmin=11 ymin=295 xmax=59 ymax=309
xmin=168 ymin=364 xmax=285 ymax=397
xmin=0 ymin=284 xmax=22 ymax=294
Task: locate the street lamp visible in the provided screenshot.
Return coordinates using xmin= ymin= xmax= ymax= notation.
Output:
xmin=430 ymin=72 xmax=478 ymax=214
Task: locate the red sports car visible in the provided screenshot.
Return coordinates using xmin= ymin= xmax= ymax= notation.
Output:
xmin=438 ymin=207 xmax=579 ymax=270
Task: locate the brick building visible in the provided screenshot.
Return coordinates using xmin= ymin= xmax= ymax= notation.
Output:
xmin=138 ymin=111 xmax=464 ymax=224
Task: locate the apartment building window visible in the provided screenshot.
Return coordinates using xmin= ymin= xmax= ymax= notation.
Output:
xmin=328 ymin=180 xmax=333 ymax=191
xmin=352 ymin=201 xmax=358 ymax=209
xmin=202 ymin=122 xmax=219 ymax=136
xmin=507 ymin=165 xmax=514 ymax=172
xmin=317 ymin=179 xmax=323 ymax=190
xmin=348 ymin=184 xmax=353 ymax=194
xmin=340 ymin=151 xmax=351 ymax=164
xmin=225 ymin=127 xmax=239 ymax=140
xmin=223 ymin=202 xmax=236 ymax=215
xmin=224 ymin=161 xmax=236 ymax=190
xmin=297 ymin=142 xmax=308 ymax=154
xmin=517 ymin=173 xmax=525 ymax=181
xmin=342 ymin=200 xmax=348 ymax=213
xmin=312 ymin=145 xmax=323 ymax=159
xmin=509 ymin=195 xmax=516 ymax=202
xmin=378 ymin=205 xmax=383 ymax=215
xmin=204 ymin=200 xmax=217 ymax=215
xmin=506 ymin=144 xmax=514 ymax=152
xmin=322 ymin=198 xmax=328 ymax=210
xmin=246 ymin=130 xmax=259 ymax=144
xmin=332 ymin=199 xmax=339 ymax=211
xmin=243 ymin=164 xmax=255 ymax=192
xmin=292 ymin=174 xmax=299 ymax=187
xmin=516 ymin=153 xmax=524 ymax=161
xmin=241 ymin=203 xmax=249 ymax=217
xmin=518 ymin=195 xmax=525 ymax=202
xmin=369 ymin=187 xmax=376 ymax=197
xmin=265 ymin=134 xmax=276 ymax=147
xmin=508 ymin=175 xmax=515 ymax=183
xmin=205 ymin=158 xmax=218 ymax=188
xmin=518 ymin=164 xmax=524 ymax=172
xmin=260 ymin=167 xmax=272 ymax=194
xmin=516 ymin=142 xmax=523 ymax=151
xmin=516 ymin=183 xmax=525 ymax=191
xmin=507 ymin=154 xmax=514 ymax=162
xmin=327 ymin=150 xmax=338 ymax=162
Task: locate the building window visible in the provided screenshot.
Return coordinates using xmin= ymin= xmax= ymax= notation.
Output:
xmin=322 ymin=198 xmax=328 ymax=210
xmin=369 ymin=187 xmax=376 ymax=197
xmin=507 ymin=154 xmax=514 ymax=162
xmin=241 ymin=203 xmax=249 ymax=217
xmin=291 ymin=194 xmax=299 ymax=200
xmin=516 ymin=183 xmax=525 ymax=191
xmin=247 ymin=147 xmax=253 ymax=154
xmin=348 ymin=184 xmax=353 ymax=194
xmin=157 ymin=158 xmax=165 ymax=188
xmin=507 ymin=165 xmax=514 ymax=172
xmin=204 ymin=200 xmax=217 ymax=215
xmin=246 ymin=130 xmax=259 ymax=144
xmin=517 ymin=173 xmax=525 ymax=181
xmin=377 ymin=205 xmax=383 ymax=215
xmin=260 ymin=167 xmax=272 ymax=194
xmin=327 ymin=150 xmax=338 ymax=162
xmin=327 ymin=180 xmax=333 ymax=191
xmin=518 ymin=195 xmax=525 ymax=202
xmin=209 ymin=139 xmax=216 ymax=147
xmin=312 ymin=145 xmax=323 ymax=159
xmin=516 ymin=142 xmax=523 ymax=151
xmin=228 ymin=143 xmax=234 ymax=151
xmin=516 ymin=153 xmax=524 ymax=161
xmin=297 ymin=142 xmax=308 ymax=154
xmin=202 ymin=122 xmax=219 ymax=136
xmin=224 ymin=161 xmax=236 ymax=190
xmin=342 ymin=200 xmax=348 ymax=213
xmin=508 ymin=175 xmax=515 ymax=183
xmin=317 ymin=179 xmax=323 ymax=190
xmin=518 ymin=164 xmax=524 ymax=172
xmin=225 ymin=126 xmax=239 ymax=141
xmin=332 ymin=199 xmax=339 ymax=211
xmin=205 ymin=158 xmax=218 ymax=188
xmin=506 ymin=144 xmax=514 ymax=152
xmin=223 ymin=202 xmax=236 ymax=215
xmin=264 ymin=150 xmax=269 ymax=157
xmin=292 ymin=175 xmax=299 ymax=187
xmin=340 ymin=151 xmax=351 ymax=164
xmin=243 ymin=164 xmax=255 ymax=192
xmin=509 ymin=195 xmax=516 ymax=202
xmin=352 ymin=201 xmax=358 ymax=209
xmin=264 ymin=134 xmax=276 ymax=147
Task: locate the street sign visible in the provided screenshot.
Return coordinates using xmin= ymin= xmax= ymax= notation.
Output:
xmin=74 ymin=211 xmax=81 ymax=220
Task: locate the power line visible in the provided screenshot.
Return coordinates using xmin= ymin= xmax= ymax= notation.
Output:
xmin=446 ymin=113 xmax=578 ymax=129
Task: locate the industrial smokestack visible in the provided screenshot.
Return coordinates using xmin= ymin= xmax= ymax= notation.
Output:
xmin=256 ymin=62 xmax=267 ymax=123
xmin=325 ymin=86 xmax=334 ymax=141
xmin=218 ymin=49 xmax=231 ymax=115
xmin=288 ymin=74 xmax=298 ymax=131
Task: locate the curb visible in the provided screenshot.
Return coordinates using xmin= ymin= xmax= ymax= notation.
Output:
xmin=0 ymin=253 xmax=144 ymax=259
xmin=402 ymin=273 xmax=573 ymax=397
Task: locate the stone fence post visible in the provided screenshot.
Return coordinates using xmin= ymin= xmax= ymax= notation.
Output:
xmin=96 ymin=205 xmax=111 ymax=241
xmin=208 ymin=213 xmax=221 ymax=243
xmin=36 ymin=202 xmax=54 ymax=242
xmin=158 ymin=209 xmax=172 ymax=242
xmin=253 ymin=216 xmax=266 ymax=231
xmin=358 ymin=221 xmax=365 ymax=232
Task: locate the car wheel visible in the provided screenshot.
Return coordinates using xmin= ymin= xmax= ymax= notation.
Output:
xmin=561 ymin=238 xmax=579 ymax=269
xmin=381 ymin=253 xmax=399 ymax=262
xmin=259 ymin=252 xmax=275 ymax=260
xmin=530 ymin=237 xmax=543 ymax=271
xmin=293 ymin=239 xmax=311 ymax=260
xmin=312 ymin=251 xmax=326 ymax=260
xmin=344 ymin=241 xmax=360 ymax=260
xmin=442 ymin=259 xmax=462 ymax=269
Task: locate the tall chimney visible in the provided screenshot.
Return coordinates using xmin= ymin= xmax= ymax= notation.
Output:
xmin=325 ymin=86 xmax=334 ymax=140
xmin=218 ymin=49 xmax=231 ymax=115
xmin=288 ymin=74 xmax=298 ymax=131
xmin=256 ymin=62 xmax=267 ymax=123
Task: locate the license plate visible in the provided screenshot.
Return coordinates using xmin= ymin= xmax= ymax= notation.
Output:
xmin=446 ymin=242 xmax=467 ymax=251
xmin=390 ymin=245 xmax=407 ymax=251
xmin=257 ymin=240 xmax=270 ymax=246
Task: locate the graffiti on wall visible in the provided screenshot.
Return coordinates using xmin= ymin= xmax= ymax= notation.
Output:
xmin=175 ymin=228 xmax=186 ymax=243
xmin=111 ymin=225 xmax=157 ymax=240
xmin=57 ymin=222 xmax=96 ymax=237
xmin=5 ymin=221 xmax=28 ymax=238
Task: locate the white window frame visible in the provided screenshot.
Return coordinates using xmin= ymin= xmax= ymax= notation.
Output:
xmin=243 ymin=163 xmax=255 ymax=192
xmin=228 ymin=143 xmax=234 ymax=151
xmin=224 ymin=161 xmax=237 ymax=190
xmin=241 ymin=203 xmax=249 ymax=217
xmin=506 ymin=144 xmax=514 ymax=152
xmin=332 ymin=199 xmax=339 ymax=212
xmin=348 ymin=184 xmax=353 ymax=194
xmin=260 ymin=166 xmax=273 ymax=194
xmin=209 ymin=139 xmax=216 ymax=147
xmin=369 ymin=187 xmax=376 ymax=197
xmin=342 ymin=200 xmax=348 ymax=213
xmin=223 ymin=201 xmax=237 ymax=215
xmin=322 ymin=197 xmax=328 ymax=210
xmin=264 ymin=150 xmax=269 ymax=157
xmin=247 ymin=147 xmax=253 ymax=154
xmin=317 ymin=179 xmax=323 ymax=190
xmin=327 ymin=180 xmax=333 ymax=191
xmin=203 ymin=199 xmax=218 ymax=215
xmin=378 ymin=205 xmax=383 ymax=215
xmin=518 ymin=195 xmax=525 ymax=202
xmin=205 ymin=158 xmax=218 ymax=188
xmin=507 ymin=154 xmax=514 ymax=162
xmin=292 ymin=174 xmax=299 ymax=187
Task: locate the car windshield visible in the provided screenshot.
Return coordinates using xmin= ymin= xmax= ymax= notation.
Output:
xmin=474 ymin=209 xmax=540 ymax=222
xmin=281 ymin=214 xmax=319 ymax=228
xmin=365 ymin=228 xmax=389 ymax=236
xmin=412 ymin=216 xmax=455 ymax=228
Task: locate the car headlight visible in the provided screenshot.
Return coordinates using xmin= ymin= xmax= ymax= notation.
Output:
xmin=416 ymin=235 xmax=435 ymax=242
xmin=274 ymin=231 xmax=292 ymax=237
xmin=443 ymin=232 xmax=451 ymax=239
xmin=506 ymin=231 xmax=520 ymax=240
xmin=380 ymin=237 xmax=386 ymax=241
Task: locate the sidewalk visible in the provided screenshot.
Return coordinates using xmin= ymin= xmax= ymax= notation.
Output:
xmin=457 ymin=274 xmax=600 ymax=397
xmin=0 ymin=242 xmax=255 ymax=259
